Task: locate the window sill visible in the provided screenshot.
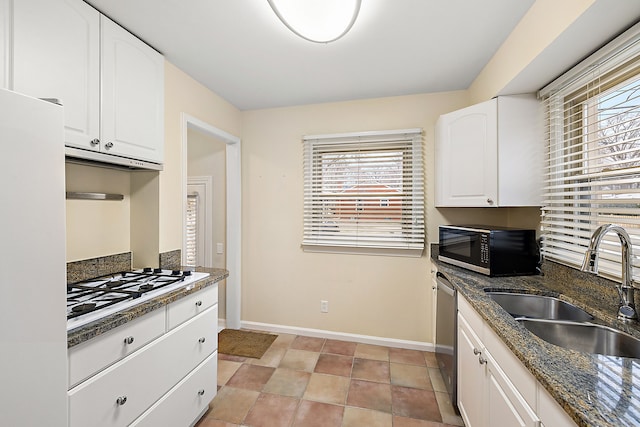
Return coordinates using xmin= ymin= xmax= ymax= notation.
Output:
xmin=301 ymin=244 xmax=424 ymax=257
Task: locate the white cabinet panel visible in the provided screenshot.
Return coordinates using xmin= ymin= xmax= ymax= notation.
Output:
xmin=485 ymin=351 xmax=539 ymax=427
xmin=0 ymin=0 xmax=9 ymax=89
xmin=13 ymin=0 xmax=100 ymax=150
xmin=101 ymin=16 xmax=164 ymax=163
xmin=436 ymin=99 xmax=498 ymax=207
xmin=131 ymin=352 xmax=218 ymax=427
xmin=167 ymin=285 xmax=218 ymax=330
xmin=538 ymin=386 xmax=577 ymax=427
xmin=457 ymin=312 xmax=485 ymax=427
xmin=436 ymin=95 xmax=542 ymax=207
xmin=1 ymin=89 xmax=67 ymax=427
xmin=68 ymin=308 xmax=165 ymax=387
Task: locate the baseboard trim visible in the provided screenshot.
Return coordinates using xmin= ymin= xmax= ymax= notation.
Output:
xmin=217 ymin=318 xmax=226 ymax=332
xmin=239 ymin=320 xmax=435 ymax=352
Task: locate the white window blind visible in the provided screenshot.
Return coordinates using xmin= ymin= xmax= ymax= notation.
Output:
xmin=185 ymin=193 xmax=199 ymax=267
xmin=539 ymin=23 xmax=640 ymax=281
xmin=302 ymin=128 xmax=425 ymax=256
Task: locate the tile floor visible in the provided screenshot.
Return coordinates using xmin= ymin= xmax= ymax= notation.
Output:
xmin=195 ymin=332 xmax=465 ymax=427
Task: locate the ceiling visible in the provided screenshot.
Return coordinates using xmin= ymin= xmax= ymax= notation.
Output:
xmin=85 ymin=0 xmax=538 ymax=110
xmin=84 ymin=1 xmax=640 ymax=111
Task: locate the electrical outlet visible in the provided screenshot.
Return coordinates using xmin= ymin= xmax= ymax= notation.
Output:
xmin=216 ymin=243 xmax=224 ymax=254
xmin=320 ymin=300 xmax=329 ymax=313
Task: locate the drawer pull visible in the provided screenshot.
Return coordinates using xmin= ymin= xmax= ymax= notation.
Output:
xmin=116 ymin=396 xmax=127 ymax=406
xmin=124 ymin=336 xmax=135 ymax=345
xmin=195 ymin=300 xmax=203 ymax=307
xmin=473 ymin=348 xmax=481 ymax=356
xmin=478 ymin=355 xmax=487 ymax=365
xmin=198 ymin=337 xmax=206 ymax=343
xmin=90 ymin=138 xmax=100 ymax=146
xmin=104 ymin=142 xmax=114 ymax=149
xmin=198 ymin=389 xmax=205 ymax=396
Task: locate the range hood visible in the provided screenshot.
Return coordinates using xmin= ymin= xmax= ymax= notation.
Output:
xmin=65 ymin=146 xmax=163 ymax=171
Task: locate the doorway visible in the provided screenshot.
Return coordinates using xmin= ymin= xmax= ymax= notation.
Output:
xmin=181 ymin=113 xmax=241 ymax=329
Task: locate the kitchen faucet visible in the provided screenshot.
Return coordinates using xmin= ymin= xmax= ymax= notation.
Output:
xmin=581 ymin=224 xmax=638 ymax=322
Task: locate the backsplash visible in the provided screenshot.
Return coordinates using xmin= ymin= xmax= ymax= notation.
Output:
xmin=67 ymin=252 xmax=132 ymax=283
xmin=66 ymin=250 xmax=183 ymax=283
xmin=159 ymin=249 xmax=181 ymax=270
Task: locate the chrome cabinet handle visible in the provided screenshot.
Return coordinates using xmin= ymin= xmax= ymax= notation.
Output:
xmin=478 ymin=355 xmax=487 ymax=365
xmin=198 ymin=337 xmax=206 ymax=343
xmin=486 ymin=198 xmax=494 ymax=205
xmin=473 ymin=348 xmax=481 ymax=356
xmin=124 ymin=336 xmax=134 ymax=345
xmin=195 ymin=300 xmax=202 ymax=307
xmin=198 ymin=389 xmax=205 ymax=396
xmin=90 ymin=138 xmax=100 ymax=146
xmin=116 ymin=396 xmax=127 ymax=405
xmin=105 ymin=142 xmax=114 ymax=149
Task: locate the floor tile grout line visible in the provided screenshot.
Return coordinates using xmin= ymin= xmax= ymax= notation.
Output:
xmin=210 ymin=334 xmax=458 ymax=427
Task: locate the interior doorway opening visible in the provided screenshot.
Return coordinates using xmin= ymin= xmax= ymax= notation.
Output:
xmin=181 ymin=113 xmax=241 ymax=330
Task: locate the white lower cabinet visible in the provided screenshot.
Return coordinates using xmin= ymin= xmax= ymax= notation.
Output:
xmin=458 ymin=294 xmax=576 ymax=427
xmin=130 ymin=352 xmax=217 ymax=427
xmin=68 ymin=285 xmax=218 ymax=427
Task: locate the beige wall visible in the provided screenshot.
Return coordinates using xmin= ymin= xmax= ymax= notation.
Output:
xmin=160 ymin=61 xmax=242 ymax=254
xmin=65 ymin=163 xmax=131 ymax=262
xmin=241 ymin=91 xmax=516 ymax=343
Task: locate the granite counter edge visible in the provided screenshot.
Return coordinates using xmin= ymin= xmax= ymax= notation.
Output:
xmin=67 ymin=269 xmax=229 ymax=348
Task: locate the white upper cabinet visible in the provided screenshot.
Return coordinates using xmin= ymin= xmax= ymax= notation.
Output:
xmin=0 ymin=0 xmax=9 ymax=89
xmin=101 ymin=16 xmax=164 ymax=163
xmin=12 ymin=0 xmax=164 ymax=165
xmin=435 ymin=95 xmax=542 ymax=207
xmin=13 ymin=0 xmax=100 ymax=150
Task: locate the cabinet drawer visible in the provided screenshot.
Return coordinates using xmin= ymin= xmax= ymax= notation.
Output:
xmin=68 ymin=308 xmax=165 ymax=387
xmin=68 ymin=306 xmax=218 ymax=427
xmin=167 ymin=284 xmax=218 ymax=330
xmin=130 ymin=351 xmax=217 ymax=427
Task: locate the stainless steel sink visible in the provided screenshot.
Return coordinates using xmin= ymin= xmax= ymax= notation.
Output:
xmin=485 ymin=291 xmax=594 ymax=321
xmin=518 ymin=318 xmax=640 ymax=358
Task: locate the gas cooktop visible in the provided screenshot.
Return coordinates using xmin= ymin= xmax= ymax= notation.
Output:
xmin=66 ymin=268 xmax=209 ymax=331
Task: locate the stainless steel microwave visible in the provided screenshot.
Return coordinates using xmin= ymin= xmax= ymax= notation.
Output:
xmin=438 ymin=225 xmax=538 ymax=276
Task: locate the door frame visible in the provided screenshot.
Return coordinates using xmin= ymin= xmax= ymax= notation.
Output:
xmin=181 ymin=113 xmax=241 ymax=329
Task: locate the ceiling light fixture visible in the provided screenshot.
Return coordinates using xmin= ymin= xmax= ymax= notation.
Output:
xmin=267 ymin=0 xmax=361 ymax=44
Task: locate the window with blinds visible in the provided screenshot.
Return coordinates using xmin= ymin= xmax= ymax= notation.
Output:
xmin=539 ymin=23 xmax=640 ymax=281
xmin=302 ymin=128 xmax=424 ymax=256
xmin=185 ymin=193 xmax=199 ymax=267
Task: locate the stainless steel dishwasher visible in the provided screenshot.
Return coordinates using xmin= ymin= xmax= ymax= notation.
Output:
xmin=435 ymin=272 xmax=458 ymax=412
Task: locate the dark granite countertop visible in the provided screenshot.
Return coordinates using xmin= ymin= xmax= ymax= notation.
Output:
xmin=434 ymin=256 xmax=640 ymax=427
xmin=67 ymin=267 xmax=228 ymax=348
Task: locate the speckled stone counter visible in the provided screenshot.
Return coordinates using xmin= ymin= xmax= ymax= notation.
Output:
xmin=434 ymin=256 xmax=640 ymax=427
xmin=67 ymin=267 xmax=228 ymax=348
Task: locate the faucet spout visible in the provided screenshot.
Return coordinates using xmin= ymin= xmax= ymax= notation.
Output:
xmin=582 ymin=224 xmax=637 ymax=322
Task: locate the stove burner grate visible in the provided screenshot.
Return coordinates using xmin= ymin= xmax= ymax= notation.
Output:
xmin=67 ymin=270 xmax=188 ymax=321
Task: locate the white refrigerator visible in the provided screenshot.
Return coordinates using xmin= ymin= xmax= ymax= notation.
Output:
xmin=0 ymin=89 xmax=67 ymax=426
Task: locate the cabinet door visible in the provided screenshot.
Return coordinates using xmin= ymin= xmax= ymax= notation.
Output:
xmin=13 ymin=0 xmax=100 ymax=150
xmin=0 ymin=0 xmax=9 ymax=89
xmin=457 ymin=312 xmax=485 ymax=427
xmin=435 ymin=99 xmax=498 ymax=207
xmin=101 ymin=16 xmax=164 ymax=163
xmin=485 ymin=351 xmax=540 ymax=427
